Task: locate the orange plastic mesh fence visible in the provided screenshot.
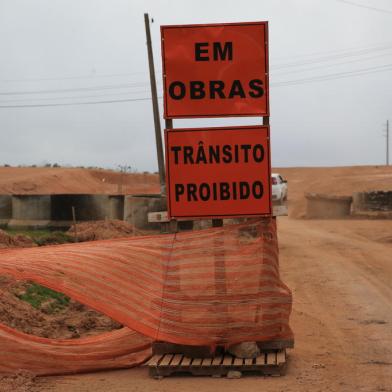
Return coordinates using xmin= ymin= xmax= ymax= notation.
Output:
xmin=0 ymin=218 xmax=292 ymax=375
xmin=0 ymin=325 xmax=151 ymax=375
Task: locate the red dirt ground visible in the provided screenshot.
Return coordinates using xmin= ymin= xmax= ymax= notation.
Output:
xmin=0 ymin=166 xmax=391 ymax=391
xmin=66 ymin=219 xmax=137 ymax=241
xmin=0 ymin=230 xmax=36 ymax=249
xmin=0 ymin=276 xmax=122 ymax=340
xmin=0 ymin=167 xmax=159 ymax=195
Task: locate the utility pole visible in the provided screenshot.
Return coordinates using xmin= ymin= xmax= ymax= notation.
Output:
xmin=387 ymin=120 xmax=390 ymax=166
xmin=144 ymin=13 xmax=166 ymax=192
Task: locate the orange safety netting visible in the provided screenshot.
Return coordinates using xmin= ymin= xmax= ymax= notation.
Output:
xmin=0 ymin=218 xmax=293 ymax=375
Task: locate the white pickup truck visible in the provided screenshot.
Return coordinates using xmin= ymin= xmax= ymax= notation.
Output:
xmin=271 ymin=173 xmax=288 ymax=203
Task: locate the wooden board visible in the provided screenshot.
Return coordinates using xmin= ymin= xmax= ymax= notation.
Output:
xmin=201 ymin=358 xmax=213 ymax=366
xmin=152 ymin=341 xmax=213 ymax=358
xmin=222 ymin=355 xmax=233 ymax=366
xmin=147 ymin=350 xmax=287 ymax=378
xmin=277 ymin=350 xmax=286 ymax=364
xmin=192 ymin=358 xmax=202 ymax=366
xmin=171 ymin=354 xmax=183 ymax=367
xmin=234 ymin=357 xmax=244 ymax=366
xmin=256 ymin=353 xmax=266 ymax=365
xmin=257 ymin=339 xmax=294 ymax=350
xmin=181 ymin=357 xmax=192 ymax=366
xmin=159 ymin=354 xmax=174 ymax=366
xmin=146 ymin=354 xmax=162 ymax=366
xmin=266 ymin=352 xmax=276 ymax=365
xmin=212 ymin=356 xmax=223 ymax=366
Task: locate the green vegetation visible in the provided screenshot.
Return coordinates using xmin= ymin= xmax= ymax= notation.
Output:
xmin=16 ymin=282 xmax=70 ymax=314
xmin=5 ymin=228 xmax=52 ymax=238
xmin=34 ymin=231 xmax=74 ymax=246
xmin=5 ymin=229 xmax=73 ymax=246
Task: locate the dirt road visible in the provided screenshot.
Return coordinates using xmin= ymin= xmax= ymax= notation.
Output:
xmin=34 ymin=217 xmax=392 ymax=392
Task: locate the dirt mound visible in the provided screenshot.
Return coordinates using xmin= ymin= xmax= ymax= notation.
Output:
xmin=276 ymin=165 xmax=392 ymax=219
xmin=0 ymin=276 xmax=121 ymax=339
xmin=0 ymin=230 xmax=36 ymax=249
xmin=67 ymin=220 xmax=136 ymax=241
xmin=0 ymin=167 xmax=159 ymax=195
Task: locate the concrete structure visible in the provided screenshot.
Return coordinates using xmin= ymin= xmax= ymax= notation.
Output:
xmin=6 ymin=194 xmax=126 ymax=229
xmin=124 ymin=194 xmax=166 ymax=230
xmin=0 ymin=195 xmax=12 ymax=227
xmin=108 ymin=195 xmax=124 ymax=220
xmin=305 ymin=193 xmax=352 ymax=219
xmin=352 ymin=191 xmax=392 ymax=212
xmin=51 ymin=195 xmax=110 ymax=224
xmin=8 ymin=195 xmax=51 ymax=229
xmin=352 ymin=191 xmax=392 ymax=218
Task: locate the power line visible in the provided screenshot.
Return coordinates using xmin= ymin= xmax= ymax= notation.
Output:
xmin=272 ymin=40 xmax=392 ymax=62
xmin=0 ymin=70 xmax=157 ymax=84
xmin=0 ymin=43 xmax=389 ymax=98
xmin=0 ymin=81 xmax=155 ymax=96
xmin=1 ymin=41 xmax=391 ymax=89
xmin=0 ymin=62 xmax=391 ymax=107
xmin=272 ymin=43 xmax=392 ymax=70
xmin=272 ymin=51 xmax=392 ymax=76
xmin=0 ymin=96 xmax=163 ymax=109
xmin=0 ymin=62 xmax=390 ymax=107
xmin=336 ymin=0 xmax=392 ymax=15
xmin=0 ymin=62 xmax=390 ymax=108
xmin=0 ymin=89 xmax=153 ymax=103
xmin=271 ymin=63 xmax=392 ymax=87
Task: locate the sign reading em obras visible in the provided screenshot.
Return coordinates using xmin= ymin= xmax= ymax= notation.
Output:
xmin=161 ymin=22 xmax=271 ymax=219
xmin=161 ymin=22 xmax=269 ymax=118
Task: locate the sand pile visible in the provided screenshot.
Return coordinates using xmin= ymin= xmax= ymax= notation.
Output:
xmin=67 ymin=219 xmax=136 ymax=241
xmin=0 ymin=276 xmax=121 ymax=339
xmin=0 ymin=230 xmax=36 ymax=249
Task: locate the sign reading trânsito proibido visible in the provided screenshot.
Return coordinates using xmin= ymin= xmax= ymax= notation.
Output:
xmin=165 ymin=126 xmax=271 ymax=219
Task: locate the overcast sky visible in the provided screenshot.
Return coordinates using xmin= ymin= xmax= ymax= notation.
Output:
xmin=0 ymin=0 xmax=391 ymax=171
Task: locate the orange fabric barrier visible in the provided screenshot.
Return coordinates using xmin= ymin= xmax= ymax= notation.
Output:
xmin=0 ymin=325 xmax=151 ymax=375
xmin=0 ymin=218 xmax=293 ymax=375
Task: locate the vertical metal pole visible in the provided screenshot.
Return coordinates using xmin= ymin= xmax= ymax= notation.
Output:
xmin=165 ymin=118 xmax=176 ymax=231
xmin=387 ymin=120 xmax=389 ymax=166
xmin=144 ymin=13 xmax=165 ymax=191
xmin=71 ymin=206 xmax=78 ymax=242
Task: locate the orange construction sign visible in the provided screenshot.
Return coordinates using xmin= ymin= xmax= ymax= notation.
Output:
xmin=165 ymin=126 xmax=271 ymax=219
xmin=161 ymin=22 xmax=269 ymax=118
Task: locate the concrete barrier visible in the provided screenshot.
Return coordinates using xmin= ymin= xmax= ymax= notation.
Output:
xmin=0 ymin=195 xmax=12 ymax=227
xmin=8 ymin=195 xmax=51 ymax=229
xmin=352 ymin=191 xmax=392 ymax=212
xmin=124 ymin=194 xmax=166 ymax=230
xmin=305 ymin=193 xmax=352 ymax=219
xmin=352 ymin=191 xmax=392 ymax=218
